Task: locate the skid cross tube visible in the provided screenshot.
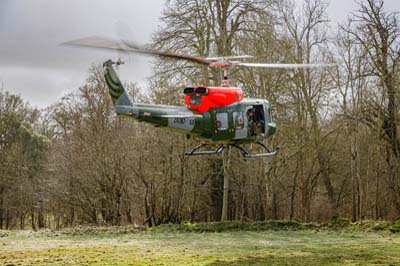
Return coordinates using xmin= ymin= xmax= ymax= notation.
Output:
xmin=230 ymin=142 xmax=280 ymax=158
xmin=185 ymin=144 xmax=226 ymax=156
xmin=185 ymin=142 xmax=279 ymax=158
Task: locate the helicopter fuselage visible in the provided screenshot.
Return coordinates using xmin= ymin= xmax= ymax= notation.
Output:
xmin=115 ymin=98 xmax=276 ymax=144
xmin=104 ymin=59 xmax=278 ymax=156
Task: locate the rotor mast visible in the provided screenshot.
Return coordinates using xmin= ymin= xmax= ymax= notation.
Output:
xmin=209 ymin=61 xmax=235 ymax=87
xmin=222 ymin=65 xmax=230 ymax=87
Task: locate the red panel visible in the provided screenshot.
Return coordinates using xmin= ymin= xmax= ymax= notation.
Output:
xmin=185 ymin=86 xmax=243 ymax=113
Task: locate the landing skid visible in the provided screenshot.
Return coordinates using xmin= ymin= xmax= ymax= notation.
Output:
xmin=185 ymin=144 xmax=226 ymax=156
xmin=185 ymin=142 xmax=279 ymax=158
xmin=231 ymin=142 xmax=280 ymax=158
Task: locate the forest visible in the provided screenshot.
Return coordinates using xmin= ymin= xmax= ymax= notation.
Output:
xmin=1 ymin=0 xmax=400 ymax=230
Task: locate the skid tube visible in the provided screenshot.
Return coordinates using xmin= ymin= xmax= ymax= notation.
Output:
xmin=185 ymin=143 xmax=226 ymax=156
xmin=185 ymin=142 xmax=279 ymax=158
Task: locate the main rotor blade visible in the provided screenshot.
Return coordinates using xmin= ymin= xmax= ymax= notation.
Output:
xmin=122 ymin=40 xmax=212 ymax=65
xmin=237 ymin=62 xmax=335 ymax=69
xmin=205 ymin=55 xmax=254 ymax=61
xmin=63 ymin=36 xmax=212 ymax=66
xmin=62 ymin=36 xmax=334 ymax=69
xmin=62 ymin=36 xmax=135 ymax=52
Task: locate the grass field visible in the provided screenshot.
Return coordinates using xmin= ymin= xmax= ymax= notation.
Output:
xmin=1 ymin=222 xmax=400 ymax=266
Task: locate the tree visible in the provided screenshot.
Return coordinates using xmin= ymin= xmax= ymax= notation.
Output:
xmin=272 ymin=0 xmax=339 ymax=219
xmin=344 ymin=0 xmax=400 ymax=215
xmin=0 ymin=90 xmax=48 ymax=229
xmin=153 ymin=0 xmax=270 ymax=222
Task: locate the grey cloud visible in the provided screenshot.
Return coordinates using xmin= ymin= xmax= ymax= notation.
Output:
xmin=0 ymin=0 xmax=399 ymax=108
xmin=0 ymin=0 xmax=164 ymax=107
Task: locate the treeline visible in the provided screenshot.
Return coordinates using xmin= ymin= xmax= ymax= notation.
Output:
xmin=0 ymin=0 xmax=399 ymax=229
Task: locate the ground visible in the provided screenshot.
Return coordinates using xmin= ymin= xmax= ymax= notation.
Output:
xmin=1 ymin=222 xmax=400 ymax=265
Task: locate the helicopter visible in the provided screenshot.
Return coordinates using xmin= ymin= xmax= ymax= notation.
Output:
xmin=64 ymin=36 xmax=331 ymax=158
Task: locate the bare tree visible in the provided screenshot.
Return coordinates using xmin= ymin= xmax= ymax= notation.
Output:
xmin=344 ymin=0 xmax=400 ymax=215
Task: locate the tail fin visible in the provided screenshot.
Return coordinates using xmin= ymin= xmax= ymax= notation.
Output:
xmin=103 ymin=59 xmax=132 ymax=106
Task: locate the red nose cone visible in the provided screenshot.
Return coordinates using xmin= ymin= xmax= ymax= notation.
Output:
xmin=184 ymin=86 xmax=243 ymax=113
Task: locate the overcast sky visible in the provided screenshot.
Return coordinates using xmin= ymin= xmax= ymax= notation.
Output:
xmin=0 ymin=0 xmax=399 ymax=108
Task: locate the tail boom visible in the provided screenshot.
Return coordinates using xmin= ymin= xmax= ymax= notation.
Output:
xmin=103 ymin=59 xmax=132 ymax=106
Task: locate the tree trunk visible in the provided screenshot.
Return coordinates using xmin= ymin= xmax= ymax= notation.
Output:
xmin=144 ymin=189 xmax=153 ymax=227
xmin=375 ymin=169 xmax=380 ymax=220
xmin=126 ymin=206 xmax=133 ymax=224
xmin=5 ymin=210 xmax=10 ymax=230
xmin=0 ymin=190 xmax=3 ymax=229
xmin=289 ymin=173 xmax=297 ymax=220
xmin=31 ymin=212 xmax=36 ymax=231
xmin=20 ymin=213 xmax=25 ymax=229
xmin=319 ymin=159 xmax=337 ymax=219
xmin=38 ymin=200 xmax=45 ymax=229
xmin=351 ymin=138 xmax=358 ymax=222
xmin=209 ymin=158 xmax=223 ymax=221
xmin=221 ymin=147 xmax=231 ymax=221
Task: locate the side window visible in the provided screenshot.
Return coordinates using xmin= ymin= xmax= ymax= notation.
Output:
xmin=216 ymin=112 xmax=229 ymax=131
xmin=233 ymin=111 xmax=244 ymax=129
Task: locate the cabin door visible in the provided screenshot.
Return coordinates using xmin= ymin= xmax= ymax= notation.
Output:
xmin=246 ymin=104 xmax=266 ymax=136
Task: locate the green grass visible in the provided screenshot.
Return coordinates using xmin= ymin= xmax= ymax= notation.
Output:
xmin=1 ymin=222 xmax=400 ymax=265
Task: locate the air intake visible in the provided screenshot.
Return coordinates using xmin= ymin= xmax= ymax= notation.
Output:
xmin=195 ymin=87 xmax=208 ymax=95
xmin=183 ymin=87 xmax=195 ymax=95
